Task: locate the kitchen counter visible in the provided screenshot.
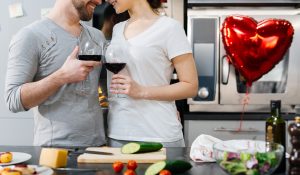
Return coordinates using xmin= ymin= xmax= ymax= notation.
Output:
xmin=0 ymin=146 xmax=287 ymax=175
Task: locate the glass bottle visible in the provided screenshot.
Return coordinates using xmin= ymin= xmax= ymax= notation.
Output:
xmin=288 ymin=116 xmax=300 ymax=175
xmin=266 ymin=100 xmax=286 ymax=173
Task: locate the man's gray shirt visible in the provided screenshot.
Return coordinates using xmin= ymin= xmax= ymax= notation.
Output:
xmin=5 ymin=18 xmax=106 ymax=146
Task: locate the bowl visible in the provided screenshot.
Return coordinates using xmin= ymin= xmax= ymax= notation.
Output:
xmin=213 ymin=140 xmax=284 ymax=175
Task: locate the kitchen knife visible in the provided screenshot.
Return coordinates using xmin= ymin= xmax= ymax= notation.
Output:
xmin=70 ymin=150 xmax=113 ymax=155
xmin=54 ymin=167 xmax=102 ymax=172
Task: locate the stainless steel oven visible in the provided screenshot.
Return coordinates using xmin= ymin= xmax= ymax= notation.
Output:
xmin=187 ymin=4 xmax=300 ymax=112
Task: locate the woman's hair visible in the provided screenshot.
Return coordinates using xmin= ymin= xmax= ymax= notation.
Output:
xmin=147 ymin=0 xmax=162 ymax=9
xmin=93 ymin=2 xmax=129 ymax=30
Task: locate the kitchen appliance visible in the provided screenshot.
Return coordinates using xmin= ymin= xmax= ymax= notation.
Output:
xmin=187 ymin=1 xmax=300 ymax=112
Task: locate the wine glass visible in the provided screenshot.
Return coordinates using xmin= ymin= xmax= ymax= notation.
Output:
xmin=104 ymin=43 xmax=126 ymax=98
xmin=77 ymin=39 xmax=102 ymax=94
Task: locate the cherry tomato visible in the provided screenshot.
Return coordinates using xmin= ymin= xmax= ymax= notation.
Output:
xmin=159 ymin=169 xmax=172 ymax=175
xmin=112 ymin=161 xmax=124 ymax=173
xmin=127 ymin=160 xmax=138 ymax=170
xmin=123 ymin=169 xmax=136 ymax=175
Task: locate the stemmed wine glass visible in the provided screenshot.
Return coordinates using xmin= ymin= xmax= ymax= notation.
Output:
xmin=77 ymin=39 xmax=102 ymax=94
xmin=104 ymin=43 xmax=126 ymax=98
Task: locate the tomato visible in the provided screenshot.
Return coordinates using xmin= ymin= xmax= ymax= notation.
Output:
xmin=159 ymin=169 xmax=172 ymax=175
xmin=123 ymin=169 xmax=136 ymax=175
xmin=127 ymin=160 xmax=138 ymax=170
xmin=112 ymin=161 xmax=124 ymax=173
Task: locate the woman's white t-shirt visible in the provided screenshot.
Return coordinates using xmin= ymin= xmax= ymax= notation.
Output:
xmin=107 ymin=16 xmax=192 ymax=142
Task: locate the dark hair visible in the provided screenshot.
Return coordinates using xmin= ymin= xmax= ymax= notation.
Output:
xmin=93 ymin=2 xmax=129 ymax=30
xmin=147 ymin=0 xmax=162 ymax=9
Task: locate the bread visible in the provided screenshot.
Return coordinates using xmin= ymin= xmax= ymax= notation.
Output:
xmin=0 ymin=169 xmax=21 ymax=175
xmin=0 ymin=152 xmax=13 ymax=163
xmin=0 ymin=165 xmax=36 ymax=175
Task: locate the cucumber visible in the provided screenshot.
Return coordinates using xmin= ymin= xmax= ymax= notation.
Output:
xmin=145 ymin=161 xmax=167 ymax=175
xmin=145 ymin=160 xmax=192 ymax=175
xmin=121 ymin=142 xmax=163 ymax=154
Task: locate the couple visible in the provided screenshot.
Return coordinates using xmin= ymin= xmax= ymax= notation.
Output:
xmin=4 ymin=0 xmax=198 ymax=147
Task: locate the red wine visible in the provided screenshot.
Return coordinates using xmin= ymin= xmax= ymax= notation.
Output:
xmin=78 ymin=55 xmax=102 ymax=62
xmin=104 ymin=63 xmax=126 ymax=74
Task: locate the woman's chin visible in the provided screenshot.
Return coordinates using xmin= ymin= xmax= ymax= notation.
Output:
xmin=114 ymin=7 xmax=126 ymax=14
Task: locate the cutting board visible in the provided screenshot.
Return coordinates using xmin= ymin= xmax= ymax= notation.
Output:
xmin=77 ymin=147 xmax=166 ymax=163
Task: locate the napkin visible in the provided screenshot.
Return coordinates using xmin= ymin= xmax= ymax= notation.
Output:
xmin=190 ymin=134 xmax=222 ymax=162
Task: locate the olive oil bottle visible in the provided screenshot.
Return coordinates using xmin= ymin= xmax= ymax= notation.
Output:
xmin=265 ymin=100 xmax=286 ymax=173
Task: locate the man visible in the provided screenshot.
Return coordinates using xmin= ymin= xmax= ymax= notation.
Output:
xmin=5 ymin=0 xmax=106 ymax=146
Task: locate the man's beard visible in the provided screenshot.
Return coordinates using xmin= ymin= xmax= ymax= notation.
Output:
xmin=72 ymin=0 xmax=93 ymax=21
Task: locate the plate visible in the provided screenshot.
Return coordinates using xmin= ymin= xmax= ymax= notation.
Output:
xmin=0 ymin=165 xmax=53 ymax=175
xmin=0 ymin=152 xmax=31 ymax=166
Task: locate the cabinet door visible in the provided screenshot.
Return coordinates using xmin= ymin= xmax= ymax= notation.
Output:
xmin=184 ymin=120 xmax=265 ymax=146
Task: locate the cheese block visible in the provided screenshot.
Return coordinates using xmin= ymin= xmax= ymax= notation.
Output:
xmin=39 ymin=148 xmax=68 ymax=168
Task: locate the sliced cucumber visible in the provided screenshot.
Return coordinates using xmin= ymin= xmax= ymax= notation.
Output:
xmin=145 ymin=161 xmax=167 ymax=175
xmin=121 ymin=142 xmax=163 ymax=154
xmin=145 ymin=160 xmax=192 ymax=175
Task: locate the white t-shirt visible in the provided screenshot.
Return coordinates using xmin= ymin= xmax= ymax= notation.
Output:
xmin=107 ymin=16 xmax=192 ymax=142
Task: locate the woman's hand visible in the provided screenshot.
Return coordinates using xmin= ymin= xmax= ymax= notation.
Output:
xmin=110 ymin=74 xmax=145 ymax=99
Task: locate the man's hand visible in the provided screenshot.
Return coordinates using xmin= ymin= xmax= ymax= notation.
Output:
xmin=59 ymin=46 xmax=101 ymax=84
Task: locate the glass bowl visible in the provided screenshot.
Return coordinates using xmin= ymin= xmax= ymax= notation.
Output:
xmin=213 ymin=140 xmax=284 ymax=175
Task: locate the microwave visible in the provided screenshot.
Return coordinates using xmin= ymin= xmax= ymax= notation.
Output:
xmin=187 ymin=7 xmax=300 ymax=112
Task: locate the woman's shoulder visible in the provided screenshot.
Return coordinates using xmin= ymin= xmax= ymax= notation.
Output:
xmin=113 ymin=20 xmax=127 ymax=30
xmin=159 ymin=16 xmax=183 ymax=29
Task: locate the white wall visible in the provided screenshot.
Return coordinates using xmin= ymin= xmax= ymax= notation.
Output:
xmin=0 ymin=0 xmax=55 ymax=145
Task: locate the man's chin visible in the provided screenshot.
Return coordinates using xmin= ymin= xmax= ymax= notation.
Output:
xmin=80 ymin=14 xmax=93 ymax=21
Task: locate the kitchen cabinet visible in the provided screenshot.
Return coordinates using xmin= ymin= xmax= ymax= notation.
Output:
xmin=184 ymin=119 xmax=292 ymax=153
xmin=184 ymin=120 xmax=265 ymax=146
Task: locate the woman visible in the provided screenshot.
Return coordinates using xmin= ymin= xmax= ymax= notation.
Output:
xmin=106 ymin=0 xmax=198 ymax=147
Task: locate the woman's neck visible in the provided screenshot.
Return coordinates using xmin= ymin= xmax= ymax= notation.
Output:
xmin=128 ymin=0 xmax=159 ymax=21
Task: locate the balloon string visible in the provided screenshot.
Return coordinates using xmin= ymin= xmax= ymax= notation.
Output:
xmin=237 ymin=84 xmax=250 ymax=132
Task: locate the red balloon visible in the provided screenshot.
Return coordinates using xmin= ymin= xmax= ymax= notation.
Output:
xmin=221 ymin=15 xmax=294 ymax=84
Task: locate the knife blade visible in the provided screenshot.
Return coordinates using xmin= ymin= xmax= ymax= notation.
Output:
xmin=54 ymin=167 xmax=102 ymax=172
xmin=70 ymin=150 xmax=113 ymax=155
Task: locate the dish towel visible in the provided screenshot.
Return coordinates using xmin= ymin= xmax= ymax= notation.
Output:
xmin=190 ymin=134 xmax=222 ymax=162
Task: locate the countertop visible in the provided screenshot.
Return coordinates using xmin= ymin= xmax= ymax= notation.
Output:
xmin=0 ymin=146 xmax=287 ymax=175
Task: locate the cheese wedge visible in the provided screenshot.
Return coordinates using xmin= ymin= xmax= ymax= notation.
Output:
xmin=39 ymin=148 xmax=68 ymax=168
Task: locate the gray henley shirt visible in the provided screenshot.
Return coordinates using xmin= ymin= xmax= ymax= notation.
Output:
xmin=5 ymin=18 xmax=106 ymax=146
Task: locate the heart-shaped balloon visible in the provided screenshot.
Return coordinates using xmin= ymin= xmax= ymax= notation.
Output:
xmin=221 ymin=15 xmax=294 ymax=84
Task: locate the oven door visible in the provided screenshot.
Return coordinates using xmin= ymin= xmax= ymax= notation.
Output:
xmin=187 ymin=11 xmax=220 ymax=105
xmin=220 ymin=14 xmax=300 ymax=106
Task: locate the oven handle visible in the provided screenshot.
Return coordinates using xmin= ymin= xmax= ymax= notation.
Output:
xmin=214 ymin=127 xmax=259 ymax=132
xmin=222 ymin=55 xmax=230 ymax=84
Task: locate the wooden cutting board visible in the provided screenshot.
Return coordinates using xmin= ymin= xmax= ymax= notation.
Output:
xmin=77 ymin=147 xmax=167 ymax=163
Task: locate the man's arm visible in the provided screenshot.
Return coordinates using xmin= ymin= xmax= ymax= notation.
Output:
xmin=5 ymin=43 xmax=100 ymax=112
xmin=19 ymin=46 xmax=100 ymax=110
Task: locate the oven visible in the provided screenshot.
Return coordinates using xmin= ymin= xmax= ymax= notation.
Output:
xmin=186 ymin=1 xmax=300 ymax=112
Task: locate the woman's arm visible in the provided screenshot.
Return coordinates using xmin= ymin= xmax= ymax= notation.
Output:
xmin=110 ymin=53 xmax=198 ymax=101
